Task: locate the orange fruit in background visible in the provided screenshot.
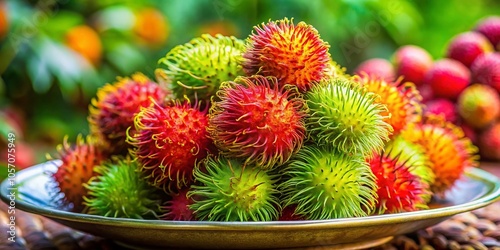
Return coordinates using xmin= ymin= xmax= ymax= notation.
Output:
xmin=199 ymin=21 xmax=239 ymax=37
xmin=65 ymin=25 xmax=102 ymax=65
xmin=0 ymin=2 xmax=9 ymax=39
xmin=133 ymin=8 xmax=169 ymax=47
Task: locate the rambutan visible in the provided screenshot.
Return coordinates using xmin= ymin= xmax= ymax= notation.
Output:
xmin=88 ymin=73 xmax=169 ymax=155
xmin=188 ymin=155 xmax=280 ymax=221
xmin=127 ymin=100 xmax=212 ymax=193
xmin=424 ymin=58 xmax=470 ymax=100
xmin=457 ymin=84 xmax=500 ymax=129
xmin=243 ymin=18 xmax=330 ymax=92
xmin=424 ymin=98 xmax=457 ymax=123
xmin=470 ymin=53 xmax=500 ymax=93
xmin=278 ymin=205 xmax=304 ymax=221
xmin=83 ymin=157 xmax=163 ymax=219
xmin=385 ymin=135 xmax=435 ymax=187
xmin=474 ymin=16 xmax=500 ymax=49
xmin=368 ymin=153 xmax=428 ymax=214
xmin=446 ymin=31 xmax=493 ymax=68
xmin=160 ymin=188 xmax=195 ymax=221
xmin=400 ymin=115 xmax=479 ymax=194
xmin=49 ymin=135 xmax=106 ymax=211
xmin=157 ymin=34 xmax=245 ymax=102
xmin=393 ymin=45 xmax=433 ymax=86
xmin=354 ymin=58 xmax=395 ymax=83
xmin=478 ymin=122 xmax=500 ymax=161
xmin=305 ymin=78 xmax=392 ymax=157
xmin=208 ymin=75 xmax=306 ymax=169
xmin=280 ymin=145 xmax=377 ymax=219
xmin=356 ymin=75 xmax=422 ymax=137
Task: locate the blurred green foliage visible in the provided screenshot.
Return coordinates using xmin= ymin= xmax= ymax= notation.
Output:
xmin=0 ymin=0 xmax=499 ymax=167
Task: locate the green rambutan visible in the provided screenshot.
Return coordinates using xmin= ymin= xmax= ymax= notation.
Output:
xmin=49 ymin=135 xmax=106 ymax=212
xmin=243 ymin=18 xmax=331 ymax=92
xmin=127 ymin=100 xmax=212 ymax=193
xmin=368 ymin=152 xmax=429 ymax=214
xmin=83 ymin=157 xmax=163 ymax=219
xmin=157 ymin=34 xmax=245 ymax=102
xmin=305 ymin=78 xmax=392 ymax=157
xmin=188 ymin=155 xmax=280 ymax=221
xmin=208 ymin=75 xmax=306 ymax=169
xmin=160 ymin=188 xmax=195 ymax=221
xmin=88 ymin=73 xmax=169 ymax=155
xmin=280 ymin=145 xmax=377 ymax=220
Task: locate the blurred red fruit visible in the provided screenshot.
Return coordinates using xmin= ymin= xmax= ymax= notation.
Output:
xmin=479 ymin=122 xmax=500 ymax=161
xmin=475 ymin=16 xmax=500 ymax=49
xmin=354 ymin=58 xmax=395 ymax=82
xmin=460 ymin=123 xmax=477 ymax=145
xmin=393 ymin=45 xmax=433 ymax=86
xmin=424 ymin=59 xmax=470 ymax=100
xmin=446 ymin=31 xmax=493 ymax=68
xmin=424 ymin=99 xmax=457 ymax=123
xmin=417 ymin=84 xmax=434 ymax=103
xmin=471 ymin=53 xmax=500 ymax=93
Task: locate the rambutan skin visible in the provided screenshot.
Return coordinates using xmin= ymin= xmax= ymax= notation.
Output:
xmin=401 ymin=116 xmax=479 ymax=194
xmin=424 ymin=59 xmax=470 ymax=100
xmin=368 ymin=153 xmax=429 ymax=214
xmin=188 ymin=155 xmax=280 ymax=222
xmin=208 ymin=75 xmax=307 ymax=169
xmin=471 ymin=53 xmax=500 ymax=93
xmin=83 ymin=157 xmax=163 ymax=219
xmin=446 ymin=31 xmax=493 ymax=68
xmin=161 ymin=188 xmax=195 ymax=221
xmin=127 ymin=100 xmax=212 ymax=193
xmin=475 ymin=16 xmax=500 ymax=48
xmin=88 ymin=73 xmax=169 ymax=155
xmin=357 ymin=75 xmax=422 ymax=137
xmin=243 ymin=18 xmax=330 ymax=92
xmin=50 ymin=135 xmax=106 ymax=211
xmin=157 ymin=34 xmax=245 ymax=102
xmin=305 ymin=78 xmax=392 ymax=157
xmin=354 ymin=58 xmax=395 ymax=83
xmin=479 ymin=122 xmax=500 ymax=161
xmin=280 ymin=145 xmax=377 ymax=219
xmin=393 ymin=45 xmax=433 ymax=86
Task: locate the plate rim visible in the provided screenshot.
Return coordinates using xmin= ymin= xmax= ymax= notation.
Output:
xmin=2 ymin=161 xmax=500 ymax=231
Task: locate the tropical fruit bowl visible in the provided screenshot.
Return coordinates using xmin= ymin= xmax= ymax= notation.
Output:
xmin=2 ymin=17 xmax=500 ymax=249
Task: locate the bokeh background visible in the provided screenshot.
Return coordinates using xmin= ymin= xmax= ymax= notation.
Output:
xmin=1 ymin=0 xmax=500 ymax=174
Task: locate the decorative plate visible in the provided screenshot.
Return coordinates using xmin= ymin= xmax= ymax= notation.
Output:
xmin=2 ymin=161 xmax=500 ymax=249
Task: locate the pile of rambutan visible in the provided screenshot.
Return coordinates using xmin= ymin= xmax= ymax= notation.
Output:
xmin=47 ymin=17 xmax=478 ymax=222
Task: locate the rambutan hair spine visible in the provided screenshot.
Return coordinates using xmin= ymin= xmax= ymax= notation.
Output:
xmin=207 ymin=75 xmax=308 ymax=170
xmin=243 ymin=17 xmax=331 ymax=92
xmin=126 ymin=97 xmax=213 ymax=194
xmin=305 ymin=78 xmax=393 ymax=158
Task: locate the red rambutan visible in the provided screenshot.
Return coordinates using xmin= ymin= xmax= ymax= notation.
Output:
xmin=470 ymin=53 xmax=500 ymax=93
xmin=354 ymin=58 xmax=395 ymax=83
xmin=208 ymin=75 xmax=307 ymax=169
xmin=161 ymin=188 xmax=195 ymax=221
xmin=475 ymin=16 xmax=500 ymax=49
xmin=393 ymin=45 xmax=433 ymax=86
xmin=50 ymin=135 xmax=106 ymax=211
xmin=368 ymin=153 xmax=428 ymax=214
xmin=243 ymin=18 xmax=330 ymax=92
xmin=424 ymin=59 xmax=470 ymax=100
xmin=127 ymin=100 xmax=212 ymax=193
xmin=424 ymin=98 xmax=457 ymax=123
xmin=88 ymin=73 xmax=169 ymax=155
xmin=446 ymin=31 xmax=493 ymax=68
